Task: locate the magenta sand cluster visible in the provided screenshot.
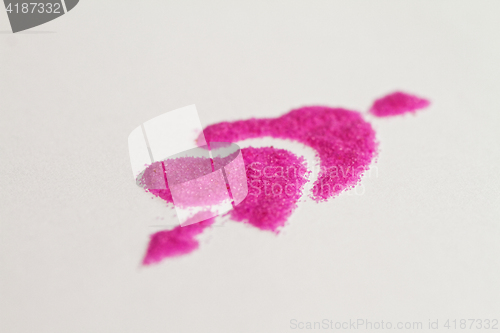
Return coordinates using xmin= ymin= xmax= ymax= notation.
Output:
xmin=141 ymin=91 xmax=430 ymax=265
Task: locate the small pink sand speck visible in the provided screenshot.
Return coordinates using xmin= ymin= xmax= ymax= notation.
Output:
xmin=369 ymin=91 xmax=430 ymax=117
xmin=143 ymin=213 xmax=216 ymax=265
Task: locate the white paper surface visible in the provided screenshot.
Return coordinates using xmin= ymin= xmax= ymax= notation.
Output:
xmin=1 ymin=1 xmax=499 ymax=332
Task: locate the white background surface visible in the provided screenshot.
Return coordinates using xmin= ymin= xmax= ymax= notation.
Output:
xmin=1 ymin=1 xmax=500 ymax=332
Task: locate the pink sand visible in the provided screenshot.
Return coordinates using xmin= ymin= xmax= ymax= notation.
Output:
xmin=201 ymin=106 xmax=378 ymax=201
xmin=229 ymin=147 xmax=309 ymax=233
xmin=141 ymin=92 xmax=430 ymax=265
xmin=369 ymin=91 xmax=430 ymax=117
xmin=141 ymin=147 xmax=309 ymax=264
xmin=143 ymin=212 xmax=216 ymax=265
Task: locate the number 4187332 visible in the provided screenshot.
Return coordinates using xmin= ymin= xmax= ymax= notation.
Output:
xmin=444 ymin=319 xmax=498 ymax=330
xmin=5 ymin=3 xmax=62 ymax=14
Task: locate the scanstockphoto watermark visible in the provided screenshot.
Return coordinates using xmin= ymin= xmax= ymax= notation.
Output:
xmin=246 ymin=162 xmax=379 ymax=198
xmin=290 ymin=318 xmax=499 ymax=330
xmin=290 ymin=319 xmax=423 ymax=330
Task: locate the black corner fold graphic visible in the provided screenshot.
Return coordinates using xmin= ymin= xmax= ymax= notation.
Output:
xmin=64 ymin=0 xmax=78 ymax=12
xmin=3 ymin=0 xmax=79 ymax=33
